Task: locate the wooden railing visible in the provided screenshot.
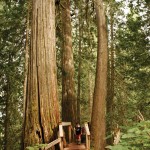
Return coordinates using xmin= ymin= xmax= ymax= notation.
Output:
xmin=42 ymin=138 xmax=62 ymax=150
xmin=40 ymin=122 xmax=90 ymax=150
xmin=61 ymin=122 xmax=72 ymax=143
xmin=84 ymin=123 xmax=90 ymax=150
xmin=42 ymin=122 xmax=72 ymax=150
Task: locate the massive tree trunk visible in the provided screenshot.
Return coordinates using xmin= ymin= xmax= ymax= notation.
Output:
xmin=91 ymin=0 xmax=108 ymax=149
xmin=61 ymin=0 xmax=76 ymax=125
xmin=23 ymin=0 xmax=59 ymax=148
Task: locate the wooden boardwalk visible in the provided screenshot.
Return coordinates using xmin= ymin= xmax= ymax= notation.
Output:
xmin=40 ymin=122 xmax=90 ymax=150
xmin=64 ymin=143 xmax=86 ymax=150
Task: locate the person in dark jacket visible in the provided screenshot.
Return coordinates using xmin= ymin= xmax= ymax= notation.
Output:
xmin=74 ymin=123 xmax=82 ymax=144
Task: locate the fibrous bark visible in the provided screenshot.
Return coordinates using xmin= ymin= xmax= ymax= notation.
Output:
xmin=91 ymin=0 xmax=108 ymax=149
xmin=61 ymin=0 xmax=76 ymax=125
xmin=23 ymin=0 xmax=59 ymax=148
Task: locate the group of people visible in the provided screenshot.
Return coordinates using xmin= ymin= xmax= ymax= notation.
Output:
xmin=74 ymin=123 xmax=86 ymax=144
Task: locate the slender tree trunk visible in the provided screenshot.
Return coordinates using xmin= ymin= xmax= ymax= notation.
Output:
xmin=88 ymin=71 xmax=93 ymax=116
xmin=91 ymin=0 xmax=108 ymax=149
xmin=110 ymin=11 xmax=115 ymax=111
xmin=61 ymin=0 xmax=76 ymax=125
xmin=106 ymin=10 xmax=115 ymax=145
xmin=77 ymin=16 xmax=82 ymax=123
xmin=21 ymin=1 xmax=30 ymax=149
xmin=23 ymin=0 xmax=59 ymax=148
xmin=4 ymin=84 xmax=9 ymax=150
xmin=4 ymin=54 xmax=12 ymax=150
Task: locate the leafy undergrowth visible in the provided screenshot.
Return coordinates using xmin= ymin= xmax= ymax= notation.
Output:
xmin=26 ymin=144 xmax=47 ymax=150
xmin=106 ymin=121 xmax=150 ymax=150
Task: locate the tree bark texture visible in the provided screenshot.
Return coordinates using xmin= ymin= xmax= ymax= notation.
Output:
xmin=91 ymin=0 xmax=108 ymax=150
xmin=61 ymin=0 xmax=76 ymax=125
xmin=23 ymin=0 xmax=59 ymax=148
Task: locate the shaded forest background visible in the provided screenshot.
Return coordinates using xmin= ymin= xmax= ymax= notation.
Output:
xmin=0 ymin=0 xmax=150 ymax=149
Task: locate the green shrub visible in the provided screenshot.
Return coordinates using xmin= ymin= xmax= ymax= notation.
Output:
xmin=26 ymin=144 xmax=47 ymax=150
xmin=106 ymin=121 xmax=150 ymax=150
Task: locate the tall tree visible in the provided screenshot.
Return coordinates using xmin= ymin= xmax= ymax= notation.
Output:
xmin=76 ymin=0 xmax=83 ymax=124
xmin=61 ymin=0 xmax=76 ymax=124
xmin=23 ymin=0 xmax=59 ymax=148
xmin=91 ymin=0 xmax=108 ymax=149
xmin=77 ymin=17 xmax=82 ymax=123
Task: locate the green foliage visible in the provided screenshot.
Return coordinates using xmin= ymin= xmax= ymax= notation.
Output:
xmin=106 ymin=145 xmax=129 ymax=150
xmin=72 ymin=0 xmax=97 ymax=123
xmin=106 ymin=121 xmax=150 ymax=150
xmin=26 ymin=144 xmax=47 ymax=150
xmin=110 ymin=0 xmax=150 ymax=128
xmin=0 ymin=1 xmax=26 ymax=149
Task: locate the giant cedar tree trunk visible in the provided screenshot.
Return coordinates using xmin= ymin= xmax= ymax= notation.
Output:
xmin=23 ymin=0 xmax=59 ymax=148
xmin=91 ymin=0 xmax=108 ymax=149
xmin=61 ymin=0 xmax=76 ymax=124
